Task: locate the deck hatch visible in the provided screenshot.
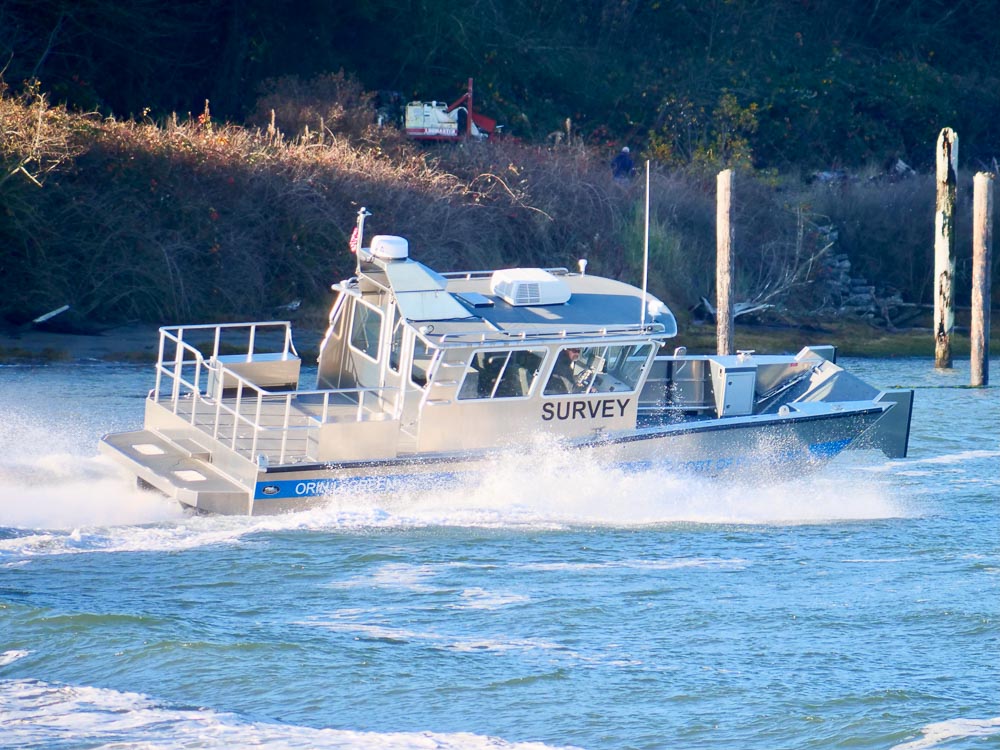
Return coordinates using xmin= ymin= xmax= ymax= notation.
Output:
xmin=456 ymin=291 xmax=495 ymax=308
xmin=133 ymin=443 xmax=165 ymax=456
xmin=173 ymin=469 xmax=207 ymax=482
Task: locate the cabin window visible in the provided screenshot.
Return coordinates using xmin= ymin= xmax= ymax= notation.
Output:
xmin=349 ymin=299 xmax=383 ymax=362
xmin=457 ymin=349 xmax=545 ymax=400
xmin=544 ymin=343 xmax=653 ymax=395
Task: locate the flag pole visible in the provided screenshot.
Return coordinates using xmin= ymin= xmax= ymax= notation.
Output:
xmin=352 ymin=206 xmax=371 ymax=272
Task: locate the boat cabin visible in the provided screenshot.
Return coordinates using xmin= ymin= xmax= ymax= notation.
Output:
xmin=314 ymin=235 xmax=677 ymax=455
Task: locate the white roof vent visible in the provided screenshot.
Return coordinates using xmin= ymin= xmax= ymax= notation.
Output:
xmin=370 ymin=235 xmax=409 ymax=260
xmin=490 ymin=268 xmax=571 ymax=306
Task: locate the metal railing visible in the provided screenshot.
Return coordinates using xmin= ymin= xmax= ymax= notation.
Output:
xmin=439 ymin=267 xmax=570 ymax=280
xmin=152 ymin=322 xmax=395 ymax=465
xmin=428 ymin=326 xmax=668 ymax=347
xmin=153 ymin=321 xmax=298 ymax=404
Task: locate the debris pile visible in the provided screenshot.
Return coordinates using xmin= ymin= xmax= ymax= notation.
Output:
xmin=814 ymin=251 xmax=912 ymax=328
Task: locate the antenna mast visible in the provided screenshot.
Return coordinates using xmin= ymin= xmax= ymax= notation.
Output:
xmin=641 ymin=159 xmax=650 ymax=328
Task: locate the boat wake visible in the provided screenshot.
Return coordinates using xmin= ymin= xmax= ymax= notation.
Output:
xmin=0 ymin=452 xmax=185 ymax=531
xmin=0 ymin=435 xmax=913 ymax=559
xmin=890 ymin=716 xmax=1000 ymax=750
xmin=346 ymin=437 xmax=910 ymax=529
xmin=0 ymin=650 xmax=578 ymax=750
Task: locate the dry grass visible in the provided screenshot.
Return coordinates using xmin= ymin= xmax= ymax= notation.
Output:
xmin=2 ymin=77 xmax=991 ymax=334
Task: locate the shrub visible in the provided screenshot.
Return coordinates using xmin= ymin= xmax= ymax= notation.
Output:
xmin=247 ymin=71 xmax=378 ymax=144
xmin=2 ymin=79 xmax=993 ymax=333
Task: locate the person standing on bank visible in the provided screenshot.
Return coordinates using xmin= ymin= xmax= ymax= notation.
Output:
xmin=611 ymin=146 xmax=633 ymax=180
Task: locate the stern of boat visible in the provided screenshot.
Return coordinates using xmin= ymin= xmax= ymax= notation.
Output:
xmin=864 ymin=389 xmax=914 ymax=458
xmin=99 ymin=426 xmax=255 ymax=515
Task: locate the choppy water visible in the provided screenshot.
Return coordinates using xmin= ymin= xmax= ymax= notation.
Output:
xmin=1 ymin=358 xmax=997 ymax=749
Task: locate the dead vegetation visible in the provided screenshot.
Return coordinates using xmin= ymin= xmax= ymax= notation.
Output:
xmin=0 ymin=78 xmax=974 ymax=331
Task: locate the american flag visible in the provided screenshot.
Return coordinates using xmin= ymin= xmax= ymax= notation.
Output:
xmin=349 ymin=225 xmax=360 ymax=254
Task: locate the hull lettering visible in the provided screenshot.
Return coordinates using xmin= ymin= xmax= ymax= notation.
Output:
xmin=541 ymin=397 xmax=631 ymax=421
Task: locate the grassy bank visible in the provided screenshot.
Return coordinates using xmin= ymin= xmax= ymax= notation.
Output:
xmin=683 ymin=320 xmax=998 ymax=359
xmin=1 ymin=81 xmax=996 ymax=349
xmin=3 ymin=313 xmax=996 ymax=365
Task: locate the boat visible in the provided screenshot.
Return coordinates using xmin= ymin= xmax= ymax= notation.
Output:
xmin=99 ymin=209 xmax=913 ymax=515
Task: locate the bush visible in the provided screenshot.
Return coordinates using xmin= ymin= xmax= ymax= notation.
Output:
xmin=2 ymin=79 xmax=994 ymax=332
xmin=247 ymin=71 xmax=378 ymax=144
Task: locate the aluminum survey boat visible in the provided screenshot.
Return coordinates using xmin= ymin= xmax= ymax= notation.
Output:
xmin=100 ymin=211 xmax=913 ymax=515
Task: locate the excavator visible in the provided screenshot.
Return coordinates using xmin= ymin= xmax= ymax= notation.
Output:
xmin=404 ymin=78 xmax=497 ymax=141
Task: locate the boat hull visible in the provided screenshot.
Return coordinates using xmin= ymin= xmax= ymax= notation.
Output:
xmin=97 ymin=314 xmax=910 ymax=516
xmin=98 ymin=403 xmax=884 ymax=515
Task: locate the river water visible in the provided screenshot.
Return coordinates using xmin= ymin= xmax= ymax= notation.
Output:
xmin=0 ymin=358 xmax=997 ymax=749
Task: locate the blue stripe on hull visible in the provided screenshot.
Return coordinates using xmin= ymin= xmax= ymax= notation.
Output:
xmin=254 ymin=471 xmax=466 ymax=500
xmin=253 ymin=438 xmax=852 ymax=501
xmin=619 ymin=438 xmax=852 ymax=475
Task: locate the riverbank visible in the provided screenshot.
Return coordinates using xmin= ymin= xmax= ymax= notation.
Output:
xmin=0 ymin=325 xmax=162 ymax=364
xmin=0 ymin=324 xmax=327 ymax=364
xmin=679 ymin=319 xmax=948 ymax=358
xmin=1 ymin=318 xmax=993 ymax=364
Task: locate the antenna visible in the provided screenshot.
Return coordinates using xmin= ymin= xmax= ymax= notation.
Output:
xmin=641 ymin=159 xmax=650 ymax=328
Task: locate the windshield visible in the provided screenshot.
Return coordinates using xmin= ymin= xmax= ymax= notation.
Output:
xmin=544 ymin=343 xmax=653 ymax=395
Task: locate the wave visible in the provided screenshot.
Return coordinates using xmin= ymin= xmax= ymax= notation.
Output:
xmin=891 ymin=716 xmax=1000 ymax=749
xmin=898 ymin=449 xmax=1000 ymax=466
xmin=0 ymin=453 xmax=185 ymax=530
xmin=297 ymin=612 xmax=572 ymax=656
xmin=0 ymin=677 xmax=581 ymax=749
xmin=513 ymin=557 xmax=749 ymax=572
xmin=0 ymin=650 xmax=30 ymax=667
xmin=0 ymin=436 xmax=910 ymax=560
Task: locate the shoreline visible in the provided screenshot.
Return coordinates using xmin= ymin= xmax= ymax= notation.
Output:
xmin=0 ymin=324 xmax=328 ymax=364
xmin=0 ymin=324 xmax=164 ymax=364
xmin=2 ymin=321 xmax=992 ymax=364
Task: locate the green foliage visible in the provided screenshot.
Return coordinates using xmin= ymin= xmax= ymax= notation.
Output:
xmin=648 ymin=92 xmax=761 ymax=172
xmin=5 ymin=1 xmax=1000 ymax=169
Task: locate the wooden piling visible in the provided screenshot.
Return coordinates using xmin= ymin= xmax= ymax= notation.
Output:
xmin=716 ymin=169 xmax=734 ymax=356
xmin=934 ymin=127 xmax=958 ymax=369
xmin=971 ymin=172 xmax=993 ymax=386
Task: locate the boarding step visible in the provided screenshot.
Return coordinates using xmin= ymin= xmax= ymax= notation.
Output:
xmin=155 ymin=430 xmax=212 ymax=460
xmin=98 ymin=429 xmax=251 ymax=514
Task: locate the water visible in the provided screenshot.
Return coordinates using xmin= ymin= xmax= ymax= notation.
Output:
xmin=1 ymin=358 xmax=997 ymax=749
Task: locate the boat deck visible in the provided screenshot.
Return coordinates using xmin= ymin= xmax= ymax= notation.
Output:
xmin=165 ymin=390 xmax=394 ymax=465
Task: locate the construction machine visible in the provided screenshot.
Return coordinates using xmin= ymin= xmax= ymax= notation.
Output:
xmin=404 ymin=78 xmax=497 ymax=141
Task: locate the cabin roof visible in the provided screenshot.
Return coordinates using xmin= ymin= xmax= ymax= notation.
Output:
xmin=447 ymin=273 xmax=670 ymax=332
xmin=357 ymin=256 xmax=677 ymax=344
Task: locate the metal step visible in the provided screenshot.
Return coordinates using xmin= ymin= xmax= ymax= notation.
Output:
xmin=155 ymin=430 xmax=212 ymax=461
xmin=98 ymin=429 xmax=251 ymax=514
